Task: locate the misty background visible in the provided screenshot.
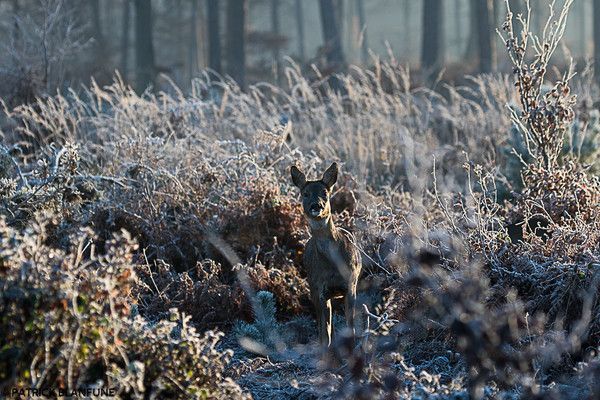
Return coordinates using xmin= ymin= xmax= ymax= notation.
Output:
xmin=0 ymin=0 xmax=598 ymax=102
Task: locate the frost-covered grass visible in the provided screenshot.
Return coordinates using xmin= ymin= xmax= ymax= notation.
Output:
xmin=1 ymin=4 xmax=599 ymax=397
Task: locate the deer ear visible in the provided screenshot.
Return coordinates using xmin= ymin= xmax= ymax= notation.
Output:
xmin=322 ymin=162 xmax=338 ymax=189
xmin=290 ymin=165 xmax=306 ymax=189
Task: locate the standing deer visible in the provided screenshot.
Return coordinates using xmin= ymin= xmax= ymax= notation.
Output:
xmin=290 ymin=162 xmax=361 ymax=347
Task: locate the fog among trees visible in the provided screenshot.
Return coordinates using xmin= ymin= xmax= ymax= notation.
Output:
xmin=1 ymin=0 xmax=599 ymax=97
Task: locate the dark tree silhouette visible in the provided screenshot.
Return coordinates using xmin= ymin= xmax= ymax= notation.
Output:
xmin=226 ymin=0 xmax=246 ymax=88
xmin=473 ymin=0 xmax=496 ymax=72
xmin=508 ymin=0 xmax=522 ymax=15
xmin=188 ymin=0 xmax=198 ymax=82
xmin=421 ymin=0 xmax=444 ymax=72
xmin=355 ymin=0 xmax=368 ymax=64
xmin=11 ymin=0 xmax=20 ymax=39
xmin=453 ymin=0 xmax=462 ymax=54
xmin=578 ymin=0 xmax=587 ymax=56
xmin=120 ymin=0 xmax=130 ymax=79
xmin=403 ymin=0 xmax=411 ymax=55
xmin=91 ymin=0 xmax=106 ymax=59
xmin=595 ymin=0 xmax=600 ymax=84
xmin=533 ymin=0 xmax=544 ymax=33
xmin=134 ymin=0 xmax=156 ymax=92
xmin=319 ymin=0 xmax=345 ymax=68
xmin=271 ymin=0 xmax=281 ymax=82
xmin=335 ymin=0 xmax=345 ymax=47
xmin=207 ymin=0 xmax=221 ymax=74
xmin=465 ymin=0 xmax=478 ymax=59
xmin=295 ymin=0 xmax=306 ymax=61
xmin=508 ymin=0 xmax=523 ymax=39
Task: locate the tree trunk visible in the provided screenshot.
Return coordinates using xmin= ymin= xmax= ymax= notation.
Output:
xmin=206 ymin=0 xmax=222 ymax=74
xmin=507 ymin=0 xmax=523 ymax=39
xmin=453 ymin=0 xmax=462 ymax=55
xmin=91 ymin=0 xmax=107 ymax=61
xmin=594 ymin=0 xmax=600 ymax=84
xmin=531 ymin=0 xmax=543 ymax=35
xmin=11 ymin=0 xmax=20 ymax=46
xmin=403 ymin=0 xmax=411 ymax=56
xmin=295 ymin=0 xmax=306 ymax=61
xmin=421 ymin=0 xmax=444 ymax=72
xmin=492 ymin=0 xmax=500 ymax=29
xmin=465 ymin=0 xmax=477 ymax=59
xmin=473 ymin=0 xmax=496 ymax=72
xmin=176 ymin=0 xmax=184 ymax=84
xmin=335 ymin=0 xmax=345 ymax=49
xmin=319 ymin=0 xmax=345 ymax=68
xmin=189 ymin=0 xmax=199 ymax=81
xmin=508 ymin=0 xmax=521 ymax=15
xmin=120 ymin=0 xmax=130 ymax=80
xmin=271 ymin=0 xmax=281 ymax=82
xmin=355 ymin=0 xmax=368 ymax=64
xmin=226 ymin=0 xmax=246 ymax=88
xmin=134 ymin=0 xmax=156 ymax=93
xmin=580 ymin=0 xmax=588 ymax=57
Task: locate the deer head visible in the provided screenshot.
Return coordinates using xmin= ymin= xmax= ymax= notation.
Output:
xmin=290 ymin=163 xmax=338 ymax=221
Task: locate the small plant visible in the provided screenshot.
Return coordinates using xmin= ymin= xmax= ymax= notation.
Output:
xmin=233 ymin=290 xmax=283 ymax=354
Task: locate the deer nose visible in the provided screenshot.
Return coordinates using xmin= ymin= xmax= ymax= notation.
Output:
xmin=309 ymin=204 xmax=323 ymax=213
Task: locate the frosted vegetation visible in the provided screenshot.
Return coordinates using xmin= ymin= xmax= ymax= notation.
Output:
xmin=0 ymin=2 xmax=599 ymax=399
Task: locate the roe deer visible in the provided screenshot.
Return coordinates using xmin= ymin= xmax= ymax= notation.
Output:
xmin=290 ymin=163 xmax=361 ymax=348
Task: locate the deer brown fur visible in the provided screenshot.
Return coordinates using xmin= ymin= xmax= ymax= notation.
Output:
xmin=290 ymin=163 xmax=361 ymax=347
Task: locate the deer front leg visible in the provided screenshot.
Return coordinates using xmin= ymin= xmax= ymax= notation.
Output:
xmin=344 ymin=290 xmax=356 ymax=339
xmin=317 ymin=295 xmax=333 ymax=347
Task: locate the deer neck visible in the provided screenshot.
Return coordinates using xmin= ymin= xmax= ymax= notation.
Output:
xmin=308 ymin=214 xmax=338 ymax=240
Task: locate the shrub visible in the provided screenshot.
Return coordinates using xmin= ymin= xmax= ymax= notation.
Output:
xmin=0 ymin=213 xmax=247 ymax=398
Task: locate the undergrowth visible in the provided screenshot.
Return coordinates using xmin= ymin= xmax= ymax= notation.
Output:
xmin=0 ymin=1 xmax=599 ymax=398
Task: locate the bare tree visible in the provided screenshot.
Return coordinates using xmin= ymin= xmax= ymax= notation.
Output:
xmin=319 ymin=0 xmax=345 ymax=68
xmin=421 ymin=0 xmax=444 ymax=72
xmin=473 ymin=0 xmax=496 ymax=72
xmin=295 ymin=0 xmax=306 ymax=61
xmin=226 ymin=0 xmax=246 ymax=88
xmin=134 ymin=0 xmax=155 ymax=92
xmin=355 ymin=0 xmax=368 ymax=65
